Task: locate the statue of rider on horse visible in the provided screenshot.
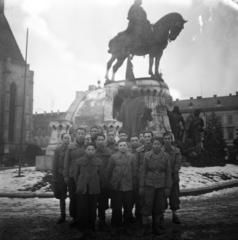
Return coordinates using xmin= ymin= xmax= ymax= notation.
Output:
xmin=105 ymin=0 xmax=187 ymax=82
xmin=125 ymin=0 xmax=152 ymax=53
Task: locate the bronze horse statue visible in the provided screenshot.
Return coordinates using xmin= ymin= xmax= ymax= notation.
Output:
xmin=105 ymin=12 xmax=187 ymax=81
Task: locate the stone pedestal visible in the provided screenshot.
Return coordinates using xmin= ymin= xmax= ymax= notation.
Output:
xmin=35 ymin=121 xmax=72 ymax=171
xmin=135 ymin=78 xmax=172 ymax=136
xmin=45 ymin=121 xmax=72 ymax=156
xmin=105 ymin=78 xmax=172 ymax=137
xmin=35 ymin=155 xmax=53 ymax=171
xmin=56 ymin=77 xmax=172 ymax=145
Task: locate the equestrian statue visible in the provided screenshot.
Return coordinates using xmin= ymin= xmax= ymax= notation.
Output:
xmin=105 ymin=0 xmax=187 ymax=81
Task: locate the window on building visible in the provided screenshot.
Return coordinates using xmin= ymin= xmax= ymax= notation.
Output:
xmin=217 ymin=116 xmax=221 ymax=122
xmin=26 ymin=130 xmax=30 ymax=142
xmin=217 ymin=99 xmax=221 ymax=106
xmin=188 ymin=102 xmax=193 ymax=109
xmin=5 ymin=95 xmax=9 ymax=109
xmin=228 ymin=115 xmax=233 ymax=124
xmin=25 ymin=115 xmax=29 ymax=126
xmin=228 ymin=131 xmax=234 ymax=140
xmin=8 ymin=83 xmax=17 ymax=141
xmin=25 ymin=96 xmax=29 ymax=112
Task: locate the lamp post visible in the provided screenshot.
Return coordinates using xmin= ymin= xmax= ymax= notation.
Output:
xmin=18 ymin=29 xmax=29 ymax=177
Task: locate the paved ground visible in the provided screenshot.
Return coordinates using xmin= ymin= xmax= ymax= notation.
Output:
xmin=0 ymin=189 xmax=238 ymax=240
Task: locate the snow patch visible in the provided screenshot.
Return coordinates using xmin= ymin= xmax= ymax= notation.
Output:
xmin=0 ymin=167 xmax=51 ymax=194
xmin=181 ymin=187 xmax=238 ymax=200
xmin=0 ymin=165 xmax=238 ymax=194
xmin=179 ymin=164 xmax=238 ymax=189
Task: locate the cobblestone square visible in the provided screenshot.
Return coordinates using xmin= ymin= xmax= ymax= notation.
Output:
xmin=1 ymin=189 xmax=238 ymax=240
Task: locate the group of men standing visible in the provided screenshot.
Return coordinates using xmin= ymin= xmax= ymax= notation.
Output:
xmin=52 ymin=125 xmax=182 ymax=238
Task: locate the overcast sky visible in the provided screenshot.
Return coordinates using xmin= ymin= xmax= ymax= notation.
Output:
xmin=4 ymin=0 xmax=238 ymax=113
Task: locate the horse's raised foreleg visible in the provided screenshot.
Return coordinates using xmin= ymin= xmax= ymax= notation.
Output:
xmin=149 ymin=54 xmax=154 ymax=76
xmin=112 ymin=56 xmax=127 ymax=81
xmin=155 ymin=50 xmax=163 ymax=78
xmin=105 ymin=55 xmax=116 ymax=80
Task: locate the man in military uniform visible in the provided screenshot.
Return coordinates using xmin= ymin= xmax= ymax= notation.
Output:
xmin=129 ymin=134 xmax=141 ymax=226
xmin=105 ymin=129 xmax=118 ymax=155
xmin=52 ymin=133 xmax=71 ymax=224
xmin=63 ymin=127 xmax=87 ymax=228
xmin=94 ymin=133 xmax=111 ymax=231
xmin=134 ymin=130 xmax=154 ymax=227
xmin=89 ymin=125 xmax=100 ymax=144
xmin=161 ymin=132 xmax=182 ymax=224
xmin=118 ymin=129 xmax=131 ymax=149
xmin=139 ymin=132 xmax=145 ymax=145
xmin=136 ymin=131 xmax=154 ymax=176
xmin=130 ymin=135 xmax=141 ymax=155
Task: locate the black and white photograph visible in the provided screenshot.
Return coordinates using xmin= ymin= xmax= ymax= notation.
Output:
xmin=0 ymin=0 xmax=238 ymax=239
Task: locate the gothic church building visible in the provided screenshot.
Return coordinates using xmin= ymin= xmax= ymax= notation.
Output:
xmin=0 ymin=0 xmax=34 ymax=163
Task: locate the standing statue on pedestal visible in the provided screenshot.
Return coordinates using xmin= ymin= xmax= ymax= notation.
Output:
xmin=167 ymin=106 xmax=185 ymax=141
xmin=118 ymin=86 xmax=153 ymax=139
xmin=105 ymin=0 xmax=187 ymax=81
xmin=187 ymin=109 xmax=205 ymax=147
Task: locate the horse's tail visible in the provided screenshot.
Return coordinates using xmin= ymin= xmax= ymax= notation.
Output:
xmin=108 ymin=32 xmax=129 ymax=55
xmin=108 ymin=34 xmax=123 ymax=54
xmin=108 ymin=33 xmax=124 ymax=53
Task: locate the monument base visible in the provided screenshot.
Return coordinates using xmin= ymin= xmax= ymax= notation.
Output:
xmin=35 ymin=155 xmax=53 ymax=171
xmin=45 ymin=144 xmax=58 ymax=156
xmin=105 ymin=77 xmax=172 ymax=136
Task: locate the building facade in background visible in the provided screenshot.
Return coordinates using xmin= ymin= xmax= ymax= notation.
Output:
xmin=172 ymin=93 xmax=238 ymax=147
xmin=33 ymin=89 xmax=238 ymax=152
xmin=0 ymin=0 xmax=34 ymax=163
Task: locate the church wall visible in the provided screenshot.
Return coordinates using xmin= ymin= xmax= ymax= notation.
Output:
xmin=0 ymin=58 xmax=34 ymax=163
xmin=0 ymin=2 xmax=34 ymax=164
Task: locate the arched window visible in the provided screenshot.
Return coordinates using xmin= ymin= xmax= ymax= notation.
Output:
xmin=8 ymin=83 xmax=17 ymax=141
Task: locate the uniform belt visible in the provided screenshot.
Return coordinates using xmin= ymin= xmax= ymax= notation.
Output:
xmin=148 ymin=170 xmax=163 ymax=175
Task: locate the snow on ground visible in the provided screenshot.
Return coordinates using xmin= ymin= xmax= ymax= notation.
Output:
xmin=179 ymin=164 xmax=238 ymax=190
xmin=0 ymin=165 xmax=238 ymax=194
xmin=1 ymin=187 xmax=238 ymax=217
xmin=180 ymin=187 xmax=238 ymax=201
xmin=0 ymin=167 xmax=51 ymax=194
